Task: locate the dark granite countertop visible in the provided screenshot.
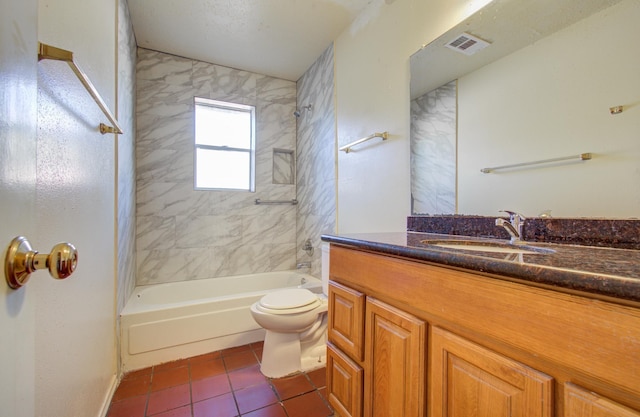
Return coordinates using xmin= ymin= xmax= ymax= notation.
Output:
xmin=321 ymin=232 xmax=640 ymax=305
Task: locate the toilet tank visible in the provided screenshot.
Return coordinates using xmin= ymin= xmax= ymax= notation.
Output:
xmin=321 ymin=243 xmax=330 ymax=295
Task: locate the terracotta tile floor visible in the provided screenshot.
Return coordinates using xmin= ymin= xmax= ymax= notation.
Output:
xmin=107 ymin=342 xmax=333 ymax=417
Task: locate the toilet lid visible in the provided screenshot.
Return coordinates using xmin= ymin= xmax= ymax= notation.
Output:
xmin=259 ymin=288 xmax=319 ymax=311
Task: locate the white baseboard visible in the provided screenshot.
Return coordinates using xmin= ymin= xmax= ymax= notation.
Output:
xmin=98 ymin=373 xmax=120 ymax=417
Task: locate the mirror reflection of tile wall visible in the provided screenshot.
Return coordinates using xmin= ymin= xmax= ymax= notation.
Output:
xmin=410 ymin=81 xmax=456 ymax=215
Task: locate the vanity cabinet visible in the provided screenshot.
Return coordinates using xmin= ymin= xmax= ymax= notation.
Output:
xmin=327 ymin=282 xmax=426 ymax=417
xmin=326 ymin=244 xmax=640 ymax=417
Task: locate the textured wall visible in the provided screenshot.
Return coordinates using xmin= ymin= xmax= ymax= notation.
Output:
xmin=296 ymin=45 xmax=337 ymax=278
xmin=136 ymin=48 xmax=297 ymax=285
xmin=410 ymin=81 xmax=456 ymax=215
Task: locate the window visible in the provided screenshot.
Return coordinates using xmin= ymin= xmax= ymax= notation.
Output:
xmin=194 ymin=97 xmax=256 ymax=191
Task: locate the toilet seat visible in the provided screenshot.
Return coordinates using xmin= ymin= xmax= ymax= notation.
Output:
xmin=256 ymin=289 xmax=321 ymax=315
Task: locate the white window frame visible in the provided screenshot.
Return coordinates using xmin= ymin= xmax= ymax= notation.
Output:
xmin=194 ymin=97 xmax=256 ymax=191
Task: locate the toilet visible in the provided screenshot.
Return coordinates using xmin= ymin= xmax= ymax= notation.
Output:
xmin=250 ymin=244 xmax=330 ymax=378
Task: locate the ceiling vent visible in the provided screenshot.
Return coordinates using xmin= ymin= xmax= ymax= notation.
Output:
xmin=445 ymin=32 xmax=491 ymax=56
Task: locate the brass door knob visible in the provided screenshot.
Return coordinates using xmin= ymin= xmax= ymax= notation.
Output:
xmin=4 ymin=236 xmax=78 ymax=289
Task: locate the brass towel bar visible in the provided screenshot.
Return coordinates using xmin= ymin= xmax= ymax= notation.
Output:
xmin=481 ymin=153 xmax=592 ymax=173
xmin=339 ymin=132 xmax=389 ymax=153
xmin=38 ymin=42 xmax=123 ymax=135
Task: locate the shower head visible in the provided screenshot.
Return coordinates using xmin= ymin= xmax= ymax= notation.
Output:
xmin=293 ymin=104 xmax=312 ymax=118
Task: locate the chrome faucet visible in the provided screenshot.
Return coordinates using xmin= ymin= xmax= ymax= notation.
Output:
xmin=495 ymin=210 xmax=526 ymax=244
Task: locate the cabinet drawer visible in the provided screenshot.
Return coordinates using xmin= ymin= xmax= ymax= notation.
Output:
xmin=327 ymin=342 xmax=363 ymax=417
xmin=329 ymin=281 xmax=365 ymax=361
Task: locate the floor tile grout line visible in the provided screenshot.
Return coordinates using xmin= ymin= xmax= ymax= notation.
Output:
xmin=226 ymin=371 xmax=242 ymax=416
xmin=305 ymin=369 xmax=332 ymax=411
xmin=109 ymin=342 xmax=331 ymax=417
xmin=187 ymin=359 xmax=195 ymax=417
xmin=232 ymin=343 xmax=278 ymax=417
xmin=143 ymin=366 xmax=154 ymax=417
xmin=225 ymin=345 xmax=246 ymax=417
xmin=232 ymin=343 xmax=294 ymax=417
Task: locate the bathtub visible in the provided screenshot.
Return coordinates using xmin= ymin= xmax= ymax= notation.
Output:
xmin=120 ymin=271 xmax=321 ymax=372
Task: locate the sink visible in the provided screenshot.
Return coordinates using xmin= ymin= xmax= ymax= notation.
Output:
xmin=420 ymin=239 xmax=555 ymax=255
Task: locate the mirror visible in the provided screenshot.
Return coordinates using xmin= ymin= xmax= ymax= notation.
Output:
xmin=410 ymin=0 xmax=638 ymax=217
xmin=410 ymin=80 xmax=457 ymax=214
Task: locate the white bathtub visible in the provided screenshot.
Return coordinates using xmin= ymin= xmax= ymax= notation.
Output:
xmin=120 ymin=271 xmax=321 ymax=372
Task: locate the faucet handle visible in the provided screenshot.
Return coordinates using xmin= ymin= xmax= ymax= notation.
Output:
xmin=499 ymin=210 xmax=526 ymax=221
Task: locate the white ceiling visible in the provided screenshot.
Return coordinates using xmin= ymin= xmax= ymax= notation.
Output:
xmin=127 ymin=0 xmax=375 ymax=81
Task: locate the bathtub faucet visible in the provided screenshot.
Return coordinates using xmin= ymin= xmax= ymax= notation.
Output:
xmin=296 ymin=262 xmax=311 ymax=270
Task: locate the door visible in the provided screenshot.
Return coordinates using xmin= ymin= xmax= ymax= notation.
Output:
xmin=328 ymin=281 xmax=365 ymax=361
xmin=364 ymin=297 xmax=426 ymax=417
xmin=430 ymin=326 xmax=553 ymax=417
xmin=327 ymin=342 xmax=364 ymax=417
xmin=0 ymin=0 xmax=38 ymax=415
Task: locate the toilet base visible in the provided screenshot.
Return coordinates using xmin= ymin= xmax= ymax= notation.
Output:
xmin=300 ymin=344 xmax=326 ymax=372
xmin=260 ymin=331 xmax=302 ymax=378
xmin=259 ymin=318 xmax=327 ymax=378
xmin=299 ymin=314 xmax=327 ymax=372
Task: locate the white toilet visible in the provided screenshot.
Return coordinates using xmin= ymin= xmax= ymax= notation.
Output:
xmin=250 ymin=244 xmax=330 ymax=378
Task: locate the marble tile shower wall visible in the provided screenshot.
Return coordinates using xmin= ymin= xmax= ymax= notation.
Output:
xmin=410 ymin=81 xmax=456 ymax=215
xmin=135 ymin=48 xmax=297 ymax=285
xmin=296 ymin=45 xmax=337 ymax=278
xmin=117 ymin=0 xmax=137 ymax=312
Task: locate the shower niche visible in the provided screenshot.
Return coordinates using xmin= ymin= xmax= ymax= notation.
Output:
xmin=273 ymin=148 xmax=295 ymax=184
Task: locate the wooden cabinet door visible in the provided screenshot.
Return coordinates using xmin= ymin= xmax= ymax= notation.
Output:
xmin=564 ymin=383 xmax=640 ymax=417
xmin=327 ymin=342 xmax=364 ymax=417
xmin=430 ymin=326 xmax=553 ymax=417
xmin=364 ymin=297 xmax=426 ymax=417
xmin=329 ymin=281 xmax=365 ymax=361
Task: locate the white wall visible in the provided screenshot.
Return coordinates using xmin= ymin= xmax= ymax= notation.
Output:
xmin=457 ymin=0 xmax=640 ymax=218
xmin=334 ymin=0 xmax=482 ymax=233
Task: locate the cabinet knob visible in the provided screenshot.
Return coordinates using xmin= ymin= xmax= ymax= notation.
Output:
xmin=4 ymin=236 xmax=78 ymax=289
